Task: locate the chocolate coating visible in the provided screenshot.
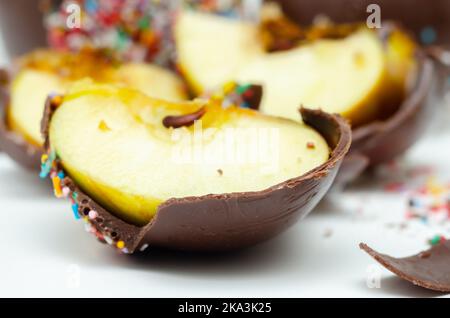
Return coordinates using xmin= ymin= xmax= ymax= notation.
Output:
xmin=42 ymin=102 xmax=351 ymax=252
xmin=275 ymin=0 xmax=449 ymax=183
xmin=349 ymin=54 xmax=437 ymax=166
xmin=360 ymin=242 xmax=450 ymax=292
xmin=276 ymin=0 xmax=450 ymax=45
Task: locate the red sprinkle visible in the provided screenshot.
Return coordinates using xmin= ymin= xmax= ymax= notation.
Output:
xmin=306 ymin=142 xmax=315 ymax=149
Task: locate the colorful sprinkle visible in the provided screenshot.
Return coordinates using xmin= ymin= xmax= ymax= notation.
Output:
xmin=139 ymin=243 xmax=149 ymax=252
xmin=420 ymin=26 xmax=437 ymax=45
xmin=62 ymin=187 xmax=71 ymax=197
xmin=429 ymin=235 xmax=447 ymax=246
xmin=88 ymin=210 xmax=98 ymax=220
xmin=52 ymin=175 xmax=63 ymax=198
xmin=104 ymin=236 xmax=113 ymax=245
xmin=116 ymin=240 xmax=125 ymax=249
xmin=72 ymin=203 xmax=80 ymax=219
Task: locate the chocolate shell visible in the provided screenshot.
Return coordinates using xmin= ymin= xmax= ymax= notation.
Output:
xmin=338 ymin=48 xmax=449 ymax=184
xmin=360 ymin=242 xmax=450 ymax=292
xmin=41 ymin=102 xmax=351 ymax=252
xmin=275 ymin=0 xmax=450 ymax=183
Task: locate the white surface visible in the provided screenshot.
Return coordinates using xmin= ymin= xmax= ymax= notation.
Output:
xmin=0 ymin=32 xmax=450 ymax=299
xmin=0 ymin=128 xmax=449 ymax=298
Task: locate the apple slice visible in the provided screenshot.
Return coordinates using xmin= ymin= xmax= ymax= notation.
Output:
xmin=176 ymin=10 xmax=264 ymax=94
xmin=47 ymin=81 xmax=330 ymax=225
xmin=7 ymin=49 xmax=187 ymax=147
xmin=175 ymin=11 xmax=416 ymax=127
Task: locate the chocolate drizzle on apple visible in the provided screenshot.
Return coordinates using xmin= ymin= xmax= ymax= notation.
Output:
xmin=162 ymin=106 xmax=206 ymax=128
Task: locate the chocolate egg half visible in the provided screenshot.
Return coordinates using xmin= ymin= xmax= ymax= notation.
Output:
xmin=41 ymin=101 xmax=351 ymax=252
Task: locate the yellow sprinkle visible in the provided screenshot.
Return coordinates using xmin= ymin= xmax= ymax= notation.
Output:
xmin=52 ymin=177 xmax=62 ymax=198
xmin=41 ymin=154 xmax=48 ymax=164
xmin=117 ymin=241 xmax=125 ymax=249
xmin=223 ymin=81 xmax=236 ymax=94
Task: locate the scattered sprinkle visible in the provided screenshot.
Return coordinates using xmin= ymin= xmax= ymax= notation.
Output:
xmin=306 ymin=142 xmax=315 ymax=149
xmin=428 ymin=234 xmax=447 ymax=246
xmin=72 ymin=203 xmax=80 ymax=220
xmin=88 ymin=210 xmax=98 ymax=220
xmin=420 ymin=26 xmax=437 ymax=45
xmin=117 ymin=240 xmax=125 ymax=249
xmin=139 ymin=243 xmax=149 ymax=252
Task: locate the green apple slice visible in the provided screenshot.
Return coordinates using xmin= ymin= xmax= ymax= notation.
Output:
xmin=49 ymin=82 xmax=330 ymax=225
xmin=8 ymin=49 xmax=187 ymax=146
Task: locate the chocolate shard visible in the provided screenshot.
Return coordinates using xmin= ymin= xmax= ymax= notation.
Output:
xmin=41 ymin=101 xmax=351 ymax=252
xmin=360 ymin=242 xmax=450 ymax=292
xmin=162 ymin=106 xmax=206 ymax=128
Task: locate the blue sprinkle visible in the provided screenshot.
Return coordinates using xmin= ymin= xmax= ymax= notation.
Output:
xmin=85 ymin=0 xmax=98 ymax=14
xmin=241 ymin=102 xmax=250 ymax=108
xmin=58 ymin=171 xmax=65 ymax=179
xmin=72 ymin=204 xmax=80 ymax=219
xmin=39 ymin=169 xmax=48 ymax=179
xmin=39 ymin=163 xmax=51 ymax=179
xmin=420 ymin=26 xmax=437 ymax=45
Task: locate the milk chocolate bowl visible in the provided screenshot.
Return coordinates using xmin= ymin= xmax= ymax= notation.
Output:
xmin=274 ymin=0 xmax=450 ymax=183
xmin=336 ymin=46 xmax=450 ymax=184
xmin=41 ymin=101 xmax=351 ymax=253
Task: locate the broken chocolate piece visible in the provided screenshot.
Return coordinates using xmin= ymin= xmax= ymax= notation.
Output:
xmin=360 ymin=242 xmax=450 ymax=292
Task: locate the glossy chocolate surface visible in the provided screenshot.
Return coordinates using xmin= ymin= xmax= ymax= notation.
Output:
xmin=42 ymin=103 xmax=351 ymax=252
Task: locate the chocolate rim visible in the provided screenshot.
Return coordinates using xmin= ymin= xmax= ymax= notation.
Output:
xmin=0 ymin=67 xmax=43 ymax=169
xmin=360 ymin=242 xmax=450 ymax=293
xmin=41 ymin=98 xmax=351 ymax=252
xmin=349 ymin=52 xmax=436 ymax=166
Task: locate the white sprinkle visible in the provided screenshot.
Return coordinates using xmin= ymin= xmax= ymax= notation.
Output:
xmin=139 ymin=243 xmax=149 ymax=252
xmin=104 ymin=236 xmax=113 ymax=245
xmin=88 ymin=210 xmax=98 ymax=220
xmin=84 ymin=223 xmax=92 ymax=233
xmin=62 ymin=187 xmax=71 ymax=197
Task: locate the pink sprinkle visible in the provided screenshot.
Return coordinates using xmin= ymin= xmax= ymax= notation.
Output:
xmin=88 ymin=210 xmax=98 ymax=220
xmin=62 ymin=187 xmax=70 ymax=197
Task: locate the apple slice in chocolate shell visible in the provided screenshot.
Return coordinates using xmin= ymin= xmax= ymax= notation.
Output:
xmin=360 ymin=242 xmax=450 ymax=292
xmin=40 ymin=82 xmax=351 ymax=252
xmin=0 ymin=49 xmax=187 ymax=170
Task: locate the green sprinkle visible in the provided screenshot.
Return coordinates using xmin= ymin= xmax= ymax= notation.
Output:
xmin=236 ymin=84 xmax=251 ymax=95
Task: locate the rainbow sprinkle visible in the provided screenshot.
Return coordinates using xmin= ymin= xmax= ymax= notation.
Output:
xmin=44 ymin=0 xmax=251 ymax=66
xmin=202 ymin=81 xmax=261 ymax=109
xmin=40 ymin=148 xmax=133 ymax=253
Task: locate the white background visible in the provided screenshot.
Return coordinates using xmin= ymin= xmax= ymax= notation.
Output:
xmin=0 ymin=35 xmax=450 ymax=298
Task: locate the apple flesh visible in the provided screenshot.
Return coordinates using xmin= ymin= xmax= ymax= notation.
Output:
xmin=8 ymin=49 xmax=187 ymax=146
xmin=49 ymin=82 xmax=330 ymax=225
xmin=175 ymin=11 xmax=417 ymax=127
